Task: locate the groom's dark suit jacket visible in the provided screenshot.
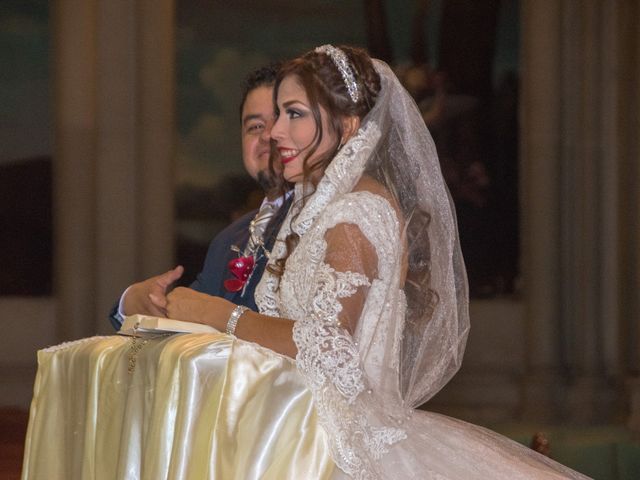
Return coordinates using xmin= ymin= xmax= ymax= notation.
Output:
xmin=108 ymin=197 xmax=291 ymax=330
xmin=190 ymin=198 xmax=290 ymax=310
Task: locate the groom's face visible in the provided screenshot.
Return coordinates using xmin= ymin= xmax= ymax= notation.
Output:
xmin=241 ymin=85 xmax=275 ymax=181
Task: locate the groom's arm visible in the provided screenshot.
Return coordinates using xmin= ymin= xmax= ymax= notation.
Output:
xmin=190 ymin=209 xmax=257 ymax=295
xmin=107 ymin=208 xmax=261 ymax=330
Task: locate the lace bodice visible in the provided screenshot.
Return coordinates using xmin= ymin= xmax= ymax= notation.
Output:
xmin=256 ymin=190 xmax=408 ymax=479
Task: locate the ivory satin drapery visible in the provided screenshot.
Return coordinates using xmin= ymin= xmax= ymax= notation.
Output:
xmin=21 ymin=333 xmax=335 ymax=479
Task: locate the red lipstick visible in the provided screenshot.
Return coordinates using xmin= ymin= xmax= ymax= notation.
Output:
xmin=278 ymin=147 xmax=298 ymax=165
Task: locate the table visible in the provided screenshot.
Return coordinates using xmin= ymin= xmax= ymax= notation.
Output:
xmin=21 ymin=333 xmax=334 ymax=479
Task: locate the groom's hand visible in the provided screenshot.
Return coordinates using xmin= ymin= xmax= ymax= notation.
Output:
xmin=122 ymin=265 xmax=184 ymax=318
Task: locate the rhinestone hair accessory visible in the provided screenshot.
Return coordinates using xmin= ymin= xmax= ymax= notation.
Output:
xmin=315 ymin=44 xmax=359 ymax=103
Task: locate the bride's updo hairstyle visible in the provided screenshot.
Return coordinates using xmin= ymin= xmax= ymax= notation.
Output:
xmin=269 ymin=45 xmax=381 ymax=276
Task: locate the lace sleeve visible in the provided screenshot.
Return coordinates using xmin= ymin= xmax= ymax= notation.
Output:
xmin=322 ymin=223 xmax=378 ymax=334
xmin=291 ymin=193 xmax=408 ymax=479
xmin=293 ymin=222 xmax=375 ymax=402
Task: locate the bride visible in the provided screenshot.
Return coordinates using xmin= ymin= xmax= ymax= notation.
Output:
xmin=164 ymin=45 xmax=590 ymax=479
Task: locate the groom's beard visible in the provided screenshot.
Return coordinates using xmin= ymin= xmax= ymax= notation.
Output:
xmin=256 ymin=169 xmax=277 ymax=193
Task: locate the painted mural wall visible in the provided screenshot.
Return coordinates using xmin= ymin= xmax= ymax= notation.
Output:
xmin=0 ymin=0 xmax=520 ymax=299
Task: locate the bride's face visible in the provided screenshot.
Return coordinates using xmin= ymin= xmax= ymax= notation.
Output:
xmin=271 ymin=75 xmax=338 ymax=184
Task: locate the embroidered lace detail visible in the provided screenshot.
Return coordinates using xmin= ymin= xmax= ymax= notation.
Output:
xmin=314 ymin=390 xmax=407 ymax=480
xmin=291 ymin=122 xmax=380 ymax=237
xmin=294 ymin=264 xmax=370 ymax=401
xmin=312 ymin=265 xmax=370 ymax=323
xmin=254 ymin=263 xmax=281 ymax=317
xmin=292 ymin=262 xmax=406 ymax=479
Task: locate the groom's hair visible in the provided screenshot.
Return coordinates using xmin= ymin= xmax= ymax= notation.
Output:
xmin=239 ymin=62 xmax=281 ymax=119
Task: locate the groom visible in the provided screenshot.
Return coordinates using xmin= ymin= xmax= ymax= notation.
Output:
xmin=109 ymin=64 xmax=288 ymax=329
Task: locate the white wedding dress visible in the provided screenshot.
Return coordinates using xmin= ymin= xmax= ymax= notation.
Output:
xmin=254 ymin=60 xmax=591 ymax=480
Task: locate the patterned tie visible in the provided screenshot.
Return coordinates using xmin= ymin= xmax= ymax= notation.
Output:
xmin=244 ymin=202 xmax=276 ymax=256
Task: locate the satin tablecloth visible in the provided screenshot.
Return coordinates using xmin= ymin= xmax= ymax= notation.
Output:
xmin=22 ymin=333 xmax=335 ymax=479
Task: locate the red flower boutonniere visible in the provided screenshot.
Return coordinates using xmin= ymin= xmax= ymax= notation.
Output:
xmin=223 ymin=255 xmax=255 ymax=293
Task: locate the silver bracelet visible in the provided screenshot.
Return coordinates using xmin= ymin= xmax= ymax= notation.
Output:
xmin=226 ymin=305 xmax=249 ymax=336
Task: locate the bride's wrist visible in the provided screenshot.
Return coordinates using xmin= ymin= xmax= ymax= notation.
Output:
xmin=225 ymin=305 xmax=249 ymax=335
xmin=208 ymin=297 xmax=241 ymax=332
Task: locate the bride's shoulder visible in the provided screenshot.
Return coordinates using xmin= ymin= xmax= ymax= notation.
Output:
xmin=352 ymin=174 xmax=388 ymax=198
xmin=320 ymin=175 xmax=402 ymax=234
xmin=349 ymin=175 xmax=402 ymax=220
